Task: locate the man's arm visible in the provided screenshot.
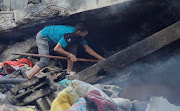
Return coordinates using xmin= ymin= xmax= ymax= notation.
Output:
xmin=83 ymin=45 xmax=105 ymax=60
xmin=54 ymin=43 xmax=77 ymax=61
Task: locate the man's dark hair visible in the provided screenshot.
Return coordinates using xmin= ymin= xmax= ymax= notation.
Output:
xmin=75 ymin=22 xmax=88 ymax=32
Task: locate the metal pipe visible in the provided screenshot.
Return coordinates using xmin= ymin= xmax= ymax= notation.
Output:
xmin=0 ymin=78 xmax=27 ymax=84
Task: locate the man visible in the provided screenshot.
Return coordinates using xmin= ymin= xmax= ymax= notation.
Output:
xmin=28 ymin=22 xmax=105 ymax=79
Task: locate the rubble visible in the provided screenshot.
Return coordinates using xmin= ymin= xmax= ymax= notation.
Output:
xmin=0 ymin=13 xmax=16 ymax=30
xmin=146 ymin=97 xmax=180 ymax=111
xmin=0 ymin=1 xmax=180 ymax=111
xmin=0 ymin=37 xmax=36 ymax=62
xmin=94 ymin=84 xmax=122 ymax=98
xmin=10 ymin=76 xmax=55 ymax=105
xmin=0 ymin=104 xmax=37 ymax=111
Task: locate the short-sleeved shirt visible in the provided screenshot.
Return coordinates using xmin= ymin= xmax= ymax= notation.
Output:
xmin=41 ymin=25 xmax=87 ymax=48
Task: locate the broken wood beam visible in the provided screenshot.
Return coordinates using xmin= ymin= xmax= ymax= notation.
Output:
xmin=76 ymin=21 xmax=180 ymax=83
xmin=11 ymin=52 xmax=101 ymax=62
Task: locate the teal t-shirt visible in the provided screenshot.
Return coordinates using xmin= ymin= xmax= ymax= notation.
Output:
xmin=41 ymin=25 xmax=87 ymax=48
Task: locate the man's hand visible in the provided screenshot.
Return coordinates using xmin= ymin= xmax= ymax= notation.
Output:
xmin=68 ymin=54 xmax=77 ymax=61
xmin=100 ymin=58 xmax=105 ymax=61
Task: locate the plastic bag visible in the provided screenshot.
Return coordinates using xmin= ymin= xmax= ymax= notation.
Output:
xmin=51 ymin=86 xmax=79 ymax=111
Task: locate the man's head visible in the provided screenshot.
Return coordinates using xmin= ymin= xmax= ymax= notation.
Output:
xmin=75 ymin=22 xmax=88 ymax=37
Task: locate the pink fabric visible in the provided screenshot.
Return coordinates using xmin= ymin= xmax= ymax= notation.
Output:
xmin=0 ymin=75 xmax=4 ymax=78
xmin=85 ymin=90 xmax=120 ymax=111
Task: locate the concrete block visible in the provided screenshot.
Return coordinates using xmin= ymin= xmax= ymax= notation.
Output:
xmin=2 ymin=0 xmax=11 ymax=11
xmin=36 ymin=98 xmax=50 ymax=110
xmin=10 ymin=76 xmax=40 ymax=95
xmin=10 ymin=76 xmax=56 ymax=106
xmin=23 ymin=88 xmax=54 ymax=105
xmin=45 ymin=94 xmax=55 ymax=106
xmin=0 ymin=14 xmax=16 ymax=30
xmin=11 ymin=0 xmax=28 ymax=10
xmin=0 ymin=0 xmax=3 ymax=11
xmin=14 ymin=3 xmax=48 ymax=22
xmin=2 ymin=0 xmax=28 ymax=11
xmin=28 ymin=0 xmax=41 ymax=4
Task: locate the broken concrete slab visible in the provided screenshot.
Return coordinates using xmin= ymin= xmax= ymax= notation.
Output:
xmin=145 ymin=97 xmax=180 ymax=111
xmin=112 ymin=98 xmax=132 ymax=111
xmin=10 ymin=76 xmax=56 ymax=106
xmin=23 ymin=87 xmax=55 ymax=105
xmin=0 ymin=37 xmax=36 ymax=62
xmin=54 ymin=0 xmax=133 ymax=14
xmin=0 ymin=13 xmax=16 ymax=30
xmin=0 ymin=104 xmax=37 ymax=111
xmin=10 ymin=77 xmax=40 ymax=95
xmin=0 ymin=92 xmax=6 ymax=104
xmin=14 ymin=3 xmax=48 ymax=22
xmin=76 ymin=21 xmax=180 ymax=83
xmin=1 ymin=0 xmax=28 ymax=11
xmin=36 ymin=97 xmax=50 ymax=110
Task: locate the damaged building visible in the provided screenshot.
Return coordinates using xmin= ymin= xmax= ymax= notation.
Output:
xmin=0 ymin=0 xmax=180 ymax=111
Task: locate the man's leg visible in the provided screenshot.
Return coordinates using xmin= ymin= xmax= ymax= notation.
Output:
xmin=65 ymin=43 xmax=78 ymax=73
xmin=28 ymin=65 xmax=41 ymax=78
xmin=67 ymin=60 xmax=74 ymax=73
xmin=28 ymin=31 xmax=50 ymax=79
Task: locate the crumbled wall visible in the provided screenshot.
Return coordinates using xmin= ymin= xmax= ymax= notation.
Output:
xmin=0 ymin=37 xmax=36 ymax=62
xmin=1 ymin=0 xmax=28 ymax=11
xmin=0 ymin=14 xmax=16 ymax=30
xmin=54 ymin=0 xmax=132 ymax=14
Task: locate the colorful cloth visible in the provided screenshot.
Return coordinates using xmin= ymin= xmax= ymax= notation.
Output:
xmin=0 ymin=75 xmax=4 ymax=78
xmin=2 ymin=58 xmax=33 ymax=68
xmin=85 ymin=90 xmax=120 ymax=111
xmin=66 ymin=98 xmax=87 ymax=111
xmin=0 ymin=64 xmax=15 ymax=75
xmin=57 ymin=79 xmax=71 ymax=86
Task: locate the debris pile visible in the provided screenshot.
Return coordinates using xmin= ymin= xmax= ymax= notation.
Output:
xmin=0 ymin=56 xmax=133 ymax=111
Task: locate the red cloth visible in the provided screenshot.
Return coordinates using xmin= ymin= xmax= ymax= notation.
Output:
xmin=85 ymin=90 xmax=120 ymax=111
xmin=0 ymin=64 xmax=15 ymax=75
xmin=2 ymin=58 xmax=33 ymax=67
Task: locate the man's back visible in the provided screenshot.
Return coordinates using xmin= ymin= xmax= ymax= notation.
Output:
xmin=41 ymin=25 xmax=75 ymax=43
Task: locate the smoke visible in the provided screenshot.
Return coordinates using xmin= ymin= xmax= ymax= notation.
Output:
xmin=116 ymin=48 xmax=180 ymax=101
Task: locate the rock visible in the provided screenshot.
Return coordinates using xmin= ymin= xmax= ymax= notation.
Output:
xmin=0 ymin=14 xmax=16 ymax=30
xmin=145 ymin=97 xmax=180 ymax=111
xmin=94 ymin=84 xmax=122 ymax=98
xmin=0 ymin=37 xmax=36 ymax=62
xmin=28 ymin=0 xmax=41 ymax=4
xmin=112 ymin=98 xmax=132 ymax=111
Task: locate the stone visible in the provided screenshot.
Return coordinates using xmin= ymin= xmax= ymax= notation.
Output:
xmin=112 ymin=98 xmax=132 ymax=111
xmin=145 ymin=97 xmax=180 ymax=111
xmin=94 ymin=84 xmax=122 ymax=98
xmin=0 ymin=37 xmax=36 ymax=62
xmin=36 ymin=98 xmax=50 ymax=110
xmin=0 ymin=14 xmax=16 ymax=30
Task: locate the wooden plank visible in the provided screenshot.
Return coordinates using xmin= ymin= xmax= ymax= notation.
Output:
xmin=11 ymin=52 xmax=100 ymax=62
xmin=76 ymin=21 xmax=180 ymax=83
